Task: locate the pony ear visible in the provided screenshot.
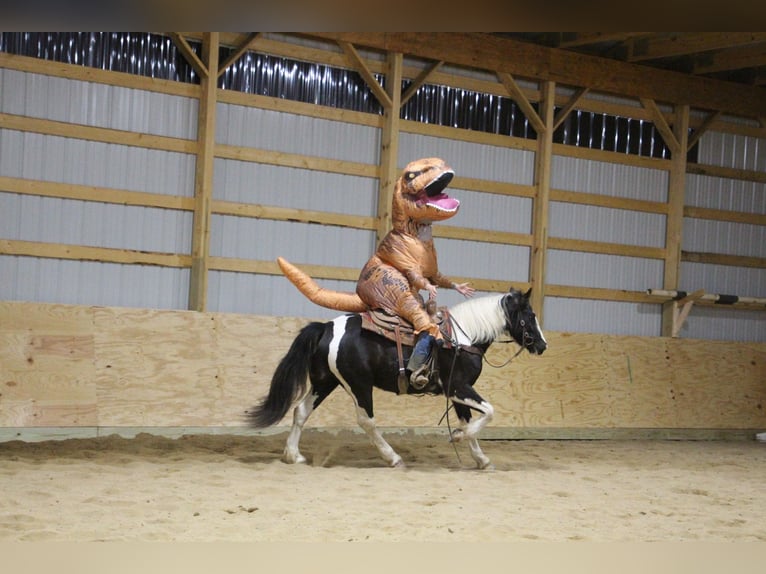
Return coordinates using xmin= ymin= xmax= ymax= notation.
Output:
xmin=523 ymin=287 xmax=532 ymax=300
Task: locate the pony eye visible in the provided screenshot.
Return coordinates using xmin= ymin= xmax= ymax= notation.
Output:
xmin=520 ymin=319 xmax=525 ymax=326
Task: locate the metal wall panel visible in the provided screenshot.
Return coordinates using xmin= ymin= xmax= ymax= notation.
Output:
xmin=0 ymin=68 xmax=198 ymax=139
xmin=551 ymin=155 xmax=669 ymax=202
xmin=680 ymin=261 xmax=765 ymax=299
xmin=0 ymin=255 xmax=189 ymax=309
xmin=683 ymin=218 xmax=766 ymax=258
xmin=547 ymin=250 xmax=664 ymax=292
xmin=209 ymin=271 xmax=356 ymax=319
xmin=210 ymin=215 xmax=375 ymax=268
xmin=216 ymin=103 xmax=380 ymax=164
xmin=549 ymin=202 xmax=666 ymax=248
xmin=213 ymin=158 xmax=377 ymax=216
xmin=544 ymin=297 xmax=662 ymax=336
xmin=0 ymin=129 xmax=196 ymax=197
xmin=697 ymin=130 xmax=766 ymax=171
xmin=686 ymin=173 xmax=766 ymax=213
xmin=1 ymin=192 xmax=192 ymax=253
xmin=678 ymin=306 xmax=766 ymax=341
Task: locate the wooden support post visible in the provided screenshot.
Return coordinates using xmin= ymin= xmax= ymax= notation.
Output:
xmin=188 ymin=33 xmax=219 ymax=311
xmin=660 ymin=103 xmax=690 ymax=336
xmin=528 ymin=80 xmax=555 ymax=325
xmin=376 ymin=51 xmax=403 ymax=244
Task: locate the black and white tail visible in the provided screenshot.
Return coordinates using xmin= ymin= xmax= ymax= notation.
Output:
xmin=246 ymin=321 xmax=325 ymax=428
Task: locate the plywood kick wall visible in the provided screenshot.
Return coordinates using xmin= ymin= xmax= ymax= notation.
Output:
xmin=1 ymin=301 xmax=764 ymax=436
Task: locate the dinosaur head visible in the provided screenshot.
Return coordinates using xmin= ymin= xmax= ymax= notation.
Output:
xmin=393 ymin=157 xmax=459 ymax=226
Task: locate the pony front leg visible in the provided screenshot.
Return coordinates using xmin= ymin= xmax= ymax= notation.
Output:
xmin=355 ymin=406 xmax=404 ymax=468
xmin=450 ymin=397 xmax=495 ymax=470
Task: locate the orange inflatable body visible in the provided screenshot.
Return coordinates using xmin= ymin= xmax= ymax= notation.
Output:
xmin=277 ymin=157 xmax=466 ymax=335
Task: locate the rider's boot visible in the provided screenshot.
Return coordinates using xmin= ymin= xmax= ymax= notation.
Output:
xmin=407 ymin=331 xmax=435 ymax=389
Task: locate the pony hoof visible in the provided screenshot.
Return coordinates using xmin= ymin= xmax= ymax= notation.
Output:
xmin=390 ymin=457 xmax=405 ymax=468
xmin=282 ymin=452 xmax=307 ymax=464
xmin=478 ymin=461 xmax=495 ymax=471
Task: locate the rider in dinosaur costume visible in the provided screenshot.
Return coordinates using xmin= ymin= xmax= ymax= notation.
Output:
xmin=277 ymin=157 xmax=474 ymax=388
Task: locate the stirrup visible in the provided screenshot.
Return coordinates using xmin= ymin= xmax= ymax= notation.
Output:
xmin=409 ymin=364 xmax=431 ymax=389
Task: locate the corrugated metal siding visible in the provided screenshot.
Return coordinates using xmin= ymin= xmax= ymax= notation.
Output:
xmin=547 ymin=251 xmax=664 ymax=292
xmin=0 ymin=68 xmax=196 ymax=309
xmin=209 ymin=271 xmax=355 ymax=319
xmin=544 ymin=297 xmax=662 ymax=336
xmin=210 ymin=215 xmax=374 ymax=267
xmin=0 ymin=255 xmax=189 ymax=309
xmin=1 ymin=193 xmax=192 ymax=253
xmin=0 ymin=68 xmax=198 ymax=139
xmin=677 ymin=130 xmax=765 ymax=341
xmin=686 ymin=173 xmax=766 ymax=213
xmin=213 ymin=158 xmax=377 ymax=216
xmin=0 ymin=130 xmax=196 ymax=197
xmin=551 ymin=155 xmax=669 ymax=202
xmin=208 ymin=101 xmax=381 ymax=314
xmin=547 ymin=154 xmax=670 ymax=335
xmin=216 ymin=103 xmax=380 ymax=164
xmin=677 ymin=306 xmax=766 ymax=341
xmin=696 ymin=130 xmax=766 ymax=171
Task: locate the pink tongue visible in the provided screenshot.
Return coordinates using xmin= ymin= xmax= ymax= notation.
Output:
xmin=428 ymin=195 xmax=460 ymax=210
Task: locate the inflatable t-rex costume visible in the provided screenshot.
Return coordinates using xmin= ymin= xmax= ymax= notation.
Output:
xmin=277 ymin=157 xmax=474 ymax=387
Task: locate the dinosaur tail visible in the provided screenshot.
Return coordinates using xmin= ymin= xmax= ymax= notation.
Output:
xmin=276 ymin=256 xmax=368 ymax=313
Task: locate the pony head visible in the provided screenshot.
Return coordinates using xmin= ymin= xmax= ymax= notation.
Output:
xmin=502 ymin=287 xmax=547 ymax=355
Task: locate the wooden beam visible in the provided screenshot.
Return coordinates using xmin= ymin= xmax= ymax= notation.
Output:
xmin=169 ymin=32 xmax=208 ymax=79
xmin=400 ymin=60 xmax=443 ymax=106
xmin=559 ymin=32 xmax=651 ymax=48
xmin=497 ymin=72 xmax=546 ymax=134
xmin=661 ymin=104 xmax=690 ymax=337
xmin=217 ymin=32 xmax=261 ymax=78
xmin=0 ymin=239 xmax=190 ymax=268
xmin=552 ymin=86 xmax=590 ymax=131
xmin=376 ymin=51 xmax=403 ymax=243
xmin=692 ymin=42 xmax=766 ymax=75
xmin=337 ymin=41 xmax=393 ymax=110
xmin=640 ymin=98 xmax=681 ymax=155
xmin=188 ymin=33 xmax=219 ymax=312
xmin=629 ymin=32 xmax=766 ymax=62
xmin=306 ymin=33 xmax=766 ymax=119
xmin=687 ymin=111 xmax=721 ymax=151
xmin=528 ymin=80 xmax=555 ymax=325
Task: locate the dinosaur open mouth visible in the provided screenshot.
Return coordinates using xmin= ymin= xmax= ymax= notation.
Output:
xmin=420 ymin=170 xmax=459 ymax=211
xmin=425 ymin=171 xmax=454 ymax=197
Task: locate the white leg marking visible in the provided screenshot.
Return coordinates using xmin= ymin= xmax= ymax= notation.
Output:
xmin=450 ymin=397 xmax=495 ymax=470
xmin=327 ymin=315 xmax=403 ymax=468
xmin=282 ymin=391 xmax=315 ymax=464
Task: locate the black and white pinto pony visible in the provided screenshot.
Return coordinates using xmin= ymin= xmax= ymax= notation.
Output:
xmin=247 ymin=288 xmax=547 ymax=469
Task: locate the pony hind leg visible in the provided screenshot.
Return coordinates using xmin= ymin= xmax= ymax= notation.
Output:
xmin=283 ymin=378 xmax=339 ymax=464
xmin=282 ymin=390 xmax=315 ymax=464
xmin=353 ymin=401 xmax=404 ymax=468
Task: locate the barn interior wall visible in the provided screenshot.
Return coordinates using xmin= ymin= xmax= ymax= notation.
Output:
xmin=0 ymin=35 xmax=764 ymax=342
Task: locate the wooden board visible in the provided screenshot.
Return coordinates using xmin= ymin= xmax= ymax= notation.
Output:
xmin=1 ymin=302 xmax=764 ymax=433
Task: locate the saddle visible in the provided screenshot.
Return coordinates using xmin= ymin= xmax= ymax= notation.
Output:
xmin=360 ymin=305 xmax=449 ymax=395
